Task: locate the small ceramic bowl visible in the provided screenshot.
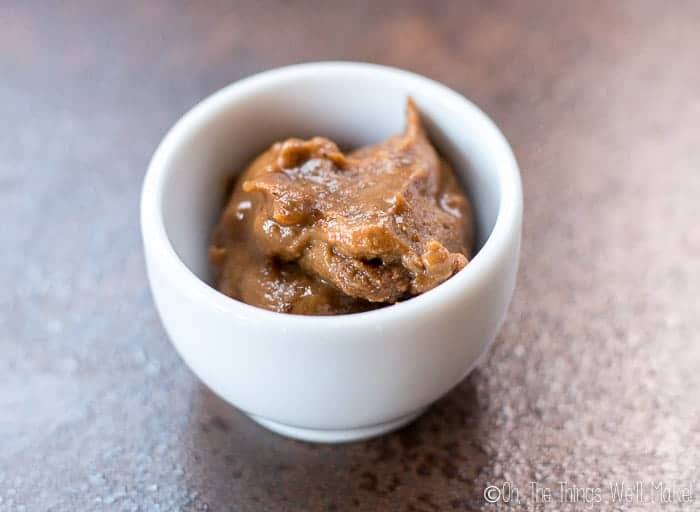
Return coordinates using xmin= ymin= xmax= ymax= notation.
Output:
xmin=141 ymin=62 xmax=522 ymax=443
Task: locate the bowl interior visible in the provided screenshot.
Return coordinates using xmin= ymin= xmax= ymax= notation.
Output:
xmin=159 ymin=69 xmax=503 ymax=286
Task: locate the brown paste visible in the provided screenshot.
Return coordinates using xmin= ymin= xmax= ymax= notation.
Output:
xmin=209 ymin=99 xmax=474 ymax=315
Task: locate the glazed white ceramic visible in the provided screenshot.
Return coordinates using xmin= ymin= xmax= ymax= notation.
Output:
xmin=141 ymin=62 xmax=522 ymax=443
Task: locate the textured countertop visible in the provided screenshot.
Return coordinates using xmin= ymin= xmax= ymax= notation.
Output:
xmin=2 ymin=2 xmax=699 ymax=511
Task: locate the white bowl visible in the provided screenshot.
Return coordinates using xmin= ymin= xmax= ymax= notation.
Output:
xmin=141 ymin=62 xmax=522 ymax=443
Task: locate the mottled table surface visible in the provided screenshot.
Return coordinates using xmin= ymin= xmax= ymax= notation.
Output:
xmin=2 ymin=2 xmax=700 ymax=511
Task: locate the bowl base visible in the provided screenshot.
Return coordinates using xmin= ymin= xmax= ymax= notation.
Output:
xmin=247 ymin=408 xmax=427 ymax=443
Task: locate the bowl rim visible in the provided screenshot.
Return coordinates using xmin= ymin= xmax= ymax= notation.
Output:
xmin=141 ymin=61 xmax=522 ymax=327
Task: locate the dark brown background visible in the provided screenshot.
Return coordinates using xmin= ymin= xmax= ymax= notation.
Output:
xmin=2 ymin=1 xmax=699 ymax=511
